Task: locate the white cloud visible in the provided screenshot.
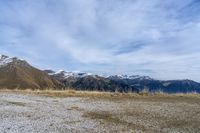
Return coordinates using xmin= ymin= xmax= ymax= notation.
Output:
xmin=0 ymin=0 xmax=200 ymax=81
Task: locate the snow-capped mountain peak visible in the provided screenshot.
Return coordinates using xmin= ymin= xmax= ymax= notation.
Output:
xmin=45 ymin=69 xmax=95 ymax=79
xmin=0 ymin=54 xmax=29 ymax=67
xmin=108 ymin=74 xmax=153 ymax=80
xmin=0 ymin=54 xmax=8 ymax=59
xmin=0 ymin=54 xmax=13 ymax=67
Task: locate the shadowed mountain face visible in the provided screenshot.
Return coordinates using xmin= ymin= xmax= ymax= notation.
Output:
xmin=109 ymin=77 xmax=200 ymax=93
xmin=45 ymin=70 xmax=200 ymax=93
xmin=0 ymin=55 xmax=62 ymax=89
xmin=44 ymin=70 xmax=136 ymax=92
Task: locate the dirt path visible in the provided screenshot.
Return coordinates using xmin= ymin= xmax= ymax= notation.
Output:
xmin=0 ymin=92 xmax=200 ymax=133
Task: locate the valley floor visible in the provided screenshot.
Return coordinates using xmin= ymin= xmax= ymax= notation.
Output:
xmin=0 ymin=91 xmax=200 ymax=133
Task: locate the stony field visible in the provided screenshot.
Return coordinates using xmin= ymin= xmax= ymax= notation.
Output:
xmin=0 ymin=91 xmax=200 ymax=133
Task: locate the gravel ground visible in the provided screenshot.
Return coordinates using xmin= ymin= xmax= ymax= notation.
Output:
xmin=0 ymin=92 xmax=200 ymax=133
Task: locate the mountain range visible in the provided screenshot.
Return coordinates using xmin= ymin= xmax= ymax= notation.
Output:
xmin=45 ymin=70 xmax=200 ymax=93
xmin=1 ymin=54 xmax=200 ymax=93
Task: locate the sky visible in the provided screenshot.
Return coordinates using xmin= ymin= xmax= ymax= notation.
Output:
xmin=0 ymin=0 xmax=200 ymax=81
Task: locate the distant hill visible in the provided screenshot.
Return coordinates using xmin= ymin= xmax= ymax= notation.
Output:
xmin=0 ymin=55 xmax=62 ymax=89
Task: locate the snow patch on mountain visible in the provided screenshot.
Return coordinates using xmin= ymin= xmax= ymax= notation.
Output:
xmin=0 ymin=54 xmax=28 ymax=67
xmin=108 ymin=74 xmax=153 ymax=80
xmin=46 ymin=69 xmax=95 ymax=79
xmin=45 ymin=69 xmax=153 ymax=80
xmin=0 ymin=55 xmax=13 ymax=67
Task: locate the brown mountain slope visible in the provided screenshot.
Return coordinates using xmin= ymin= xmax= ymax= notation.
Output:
xmin=0 ymin=55 xmax=62 ymax=89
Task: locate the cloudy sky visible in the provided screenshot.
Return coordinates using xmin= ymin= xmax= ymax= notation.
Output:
xmin=0 ymin=0 xmax=200 ymax=81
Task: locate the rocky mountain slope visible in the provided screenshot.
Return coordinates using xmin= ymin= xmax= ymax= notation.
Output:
xmin=0 ymin=55 xmax=62 ymax=89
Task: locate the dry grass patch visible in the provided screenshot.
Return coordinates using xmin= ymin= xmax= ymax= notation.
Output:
xmin=7 ymin=101 xmax=26 ymax=106
xmin=83 ymin=111 xmax=147 ymax=131
xmin=0 ymin=89 xmax=200 ymax=101
xmin=83 ymin=111 xmax=126 ymax=125
xmin=67 ymin=106 xmax=84 ymax=111
xmin=0 ymin=89 xmax=139 ymax=99
xmin=64 ymin=120 xmax=82 ymax=124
